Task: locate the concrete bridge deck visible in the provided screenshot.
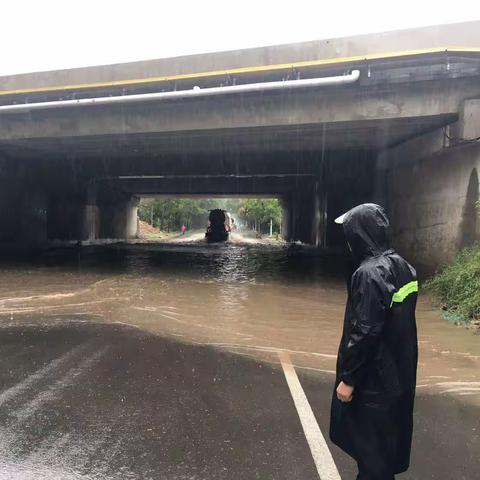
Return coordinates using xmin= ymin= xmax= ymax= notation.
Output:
xmin=0 ymin=49 xmax=479 ymax=149
xmin=2 ymin=19 xmax=480 ymax=94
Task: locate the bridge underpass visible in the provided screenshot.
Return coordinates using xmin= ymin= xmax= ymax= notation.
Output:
xmin=1 ymin=22 xmax=480 ymax=480
xmin=1 ymin=38 xmax=480 ymax=270
xmin=0 ymin=144 xmax=377 ymax=248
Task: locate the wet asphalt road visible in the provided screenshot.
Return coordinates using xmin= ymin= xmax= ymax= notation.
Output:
xmin=0 ymin=322 xmax=321 ymax=480
xmin=0 ymin=321 xmax=478 ymax=480
xmin=1 ymin=240 xmax=479 ymax=479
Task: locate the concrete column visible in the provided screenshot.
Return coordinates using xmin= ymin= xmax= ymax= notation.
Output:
xmin=19 ymin=190 xmax=48 ymax=244
xmin=279 ymin=196 xmax=291 ymax=242
xmin=314 ymin=175 xmax=330 ymax=248
xmin=325 ymin=151 xmax=377 ymax=250
xmin=47 ymin=195 xmax=87 ymax=241
xmin=124 ymin=196 xmax=139 ymax=239
xmin=0 ymin=159 xmax=48 ymax=247
xmin=0 ymin=179 xmax=22 ymax=244
xmin=451 ymin=99 xmax=480 ymax=141
xmin=283 ymin=185 xmax=319 ymax=244
xmin=0 ymin=188 xmax=47 ymax=245
xmin=98 ymin=195 xmax=139 ymax=240
xmin=84 ymin=184 xmax=100 ymax=241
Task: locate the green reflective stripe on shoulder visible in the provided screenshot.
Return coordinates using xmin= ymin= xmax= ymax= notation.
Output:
xmin=391 ymin=280 xmax=418 ymax=305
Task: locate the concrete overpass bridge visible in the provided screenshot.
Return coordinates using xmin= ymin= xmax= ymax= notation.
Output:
xmin=1 ymin=21 xmax=480 ymax=270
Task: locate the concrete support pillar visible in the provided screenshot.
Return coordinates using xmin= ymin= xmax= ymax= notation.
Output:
xmin=0 ymin=158 xmax=48 ymax=247
xmin=282 ymin=184 xmax=321 ymax=245
xmin=0 ymin=186 xmax=47 ymax=246
xmin=84 ymin=183 xmax=100 ymax=241
xmin=124 ymin=196 xmax=140 ymax=239
xmin=451 ymin=99 xmax=480 ymax=141
xmin=310 ymin=150 xmax=329 ymax=248
xmin=46 ymin=186 xmax=138 ymax=243
xmin=279 ymin=196 xmax=291 ymax=242
xmin=47 ymin=195 xmax=88 ymax=241
xmin=98 ymin=194 xmax=139 ymax=240
xmin=21 ymin=190 xmax=48 ymax=244
xmin=314 ymin=175 xmax=329 ymax=248
xmin=0 ymin=179 xmax=22 ymax=244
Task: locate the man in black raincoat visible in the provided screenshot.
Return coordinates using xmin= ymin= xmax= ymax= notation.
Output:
xmin=330 ymin=204 xmax=418 ymax=480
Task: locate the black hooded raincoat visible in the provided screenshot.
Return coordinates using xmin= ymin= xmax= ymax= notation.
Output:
xmin=330 ymin=204 xmax=418 ymax=478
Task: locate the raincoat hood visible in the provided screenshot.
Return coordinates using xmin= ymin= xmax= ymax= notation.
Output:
xmin=341 ymin=204 xmax=390 ymax=261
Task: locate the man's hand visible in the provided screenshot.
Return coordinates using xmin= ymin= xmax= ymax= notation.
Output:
xmin=336 ymin=381 xmax=354 ymax=402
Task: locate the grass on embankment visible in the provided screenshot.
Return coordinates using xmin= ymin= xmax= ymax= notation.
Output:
xmin=425 ymin=244 xmax=480 ymax=328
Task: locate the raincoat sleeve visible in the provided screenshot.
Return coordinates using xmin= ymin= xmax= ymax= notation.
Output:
xmin=341 ymin=267 xmax=390 ymax=387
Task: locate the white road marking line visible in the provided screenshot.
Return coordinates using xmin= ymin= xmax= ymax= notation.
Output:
xmin=15 ymin=345 xmax=110 ymax=421
xmin=0 ymin=341 xmax=94 ymax=408
xmin=279 ymin=351 xmax=341 ymax=480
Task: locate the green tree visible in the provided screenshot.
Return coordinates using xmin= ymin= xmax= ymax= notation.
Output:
xmin=138 ymin=198 xmax=235 ymax=231
xmin=138 ymin=197 xmax=282 ymax=234
xmin=238 ymin=198 xmax=282 ymax=234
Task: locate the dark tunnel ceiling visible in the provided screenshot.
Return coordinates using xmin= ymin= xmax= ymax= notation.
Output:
xmin=0 ymin=114 xmax=456 ymax=161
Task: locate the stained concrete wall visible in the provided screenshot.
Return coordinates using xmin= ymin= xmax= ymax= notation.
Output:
xmin=281 ymin=150 xmax=377 ymax=245
xmin=47 ymin=195 xmax=87 ymax=241
xmin=326 ymin=151 xmax=378 ymax=248
xmin=0 ymin=181 xmax=22 ymax=243
xmin=378 ymin=127 xmax=480 ymax=273
xmin=0 ymin=164 xmax=139 ymax=245
xmin=283 ymin=186 xmax=319 ymax=244
xmin=0 ymin=159 xmax=48 ymax=246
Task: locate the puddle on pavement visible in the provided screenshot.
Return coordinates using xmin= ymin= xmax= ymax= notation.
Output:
xmin=0 ymin=236 xmax=479 ymax=405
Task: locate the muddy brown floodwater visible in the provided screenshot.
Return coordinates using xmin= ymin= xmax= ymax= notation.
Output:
xmin=1 ymin=235 xmax=479 ymax=406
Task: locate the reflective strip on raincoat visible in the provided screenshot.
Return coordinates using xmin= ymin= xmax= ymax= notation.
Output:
xmin=391 ymin=281 xmax=418 ymax=306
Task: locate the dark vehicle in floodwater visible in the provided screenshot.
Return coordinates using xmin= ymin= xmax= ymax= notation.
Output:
xmin=205 ymin=209 xmax=231 ymax=242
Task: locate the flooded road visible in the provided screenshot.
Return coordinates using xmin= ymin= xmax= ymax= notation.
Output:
xmin=0 ymin=238 xmax=344 ymax=375
xmin=0 ymin=237 xmax=479 ymax=479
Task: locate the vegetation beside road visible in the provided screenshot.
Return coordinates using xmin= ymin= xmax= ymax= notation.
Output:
xmin=138 ymin=198 xmax=282 ymax=235
xmin=239 ymin=199 xmax=282 ymax=233
xmin=426 ymin=243 xmax=480 ymax=328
